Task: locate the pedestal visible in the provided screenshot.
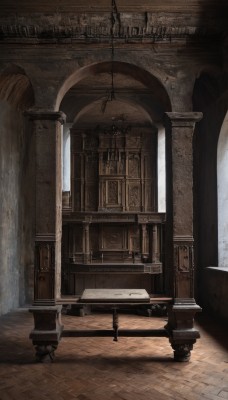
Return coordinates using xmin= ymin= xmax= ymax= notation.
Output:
xmin=29 ymin=306 xmax=64 ymax=362
xmin=166 ymin=298 xmax=201 ymax=361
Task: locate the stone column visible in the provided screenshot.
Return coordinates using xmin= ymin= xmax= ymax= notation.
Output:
xmin=25 ymin=111 xmax=65 ymax=362
xmin=152 ymin=224 xmax=158 ymax=263
xmin=83 ymin=221 xmax=90 ymax=264
xmin=141 ymin=224 xmax=147 ymax=261
xmin=164 ymin=112 xmax=202 ymax=361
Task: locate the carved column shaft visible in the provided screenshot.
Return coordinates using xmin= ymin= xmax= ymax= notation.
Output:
xmin=26 ymin=111 xmax=65 ymax=362
xmin=165 ymin=112 xmax=202 ymax=298
xmin=83 ymin=222 xmax=90 ymax=264
xmin=141 ymin=224 xmax=147 ymax=257
xmin=152 ymin=223 xmax=158 ymax=263
xmin=26 ymin=111 xmax=66 ymax=304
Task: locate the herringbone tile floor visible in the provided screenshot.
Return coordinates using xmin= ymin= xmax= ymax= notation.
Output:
xmin=0 ymin=309 xmax=227 ymax=400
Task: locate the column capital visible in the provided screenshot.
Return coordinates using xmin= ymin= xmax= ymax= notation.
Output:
xmin=164 ymin=112 xmax=203 ymax=127
xmin=24 ymin=110 xmax=66 ymax=125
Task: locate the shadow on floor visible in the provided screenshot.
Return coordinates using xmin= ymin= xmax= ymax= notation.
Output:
xmin=195 ymin=311 xmax=228 ymax=352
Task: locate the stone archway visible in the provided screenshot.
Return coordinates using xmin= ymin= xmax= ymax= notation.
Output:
xmin=58 ymin=61 xmax=171 ymax=297
xmin=28 ymin=60 xmax=202 ymax=363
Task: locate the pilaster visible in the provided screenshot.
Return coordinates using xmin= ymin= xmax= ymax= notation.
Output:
xmin=25 ymin=110 xmax=66 ymax=361
xmin=164 ymin=112 xmax=202 ymax=361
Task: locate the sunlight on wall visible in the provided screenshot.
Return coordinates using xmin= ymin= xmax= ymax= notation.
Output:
xmin=217 ymin=110 xmax=228 ymax=268
xmin=62 ymin=123 xmax=71 ymax=192
xmin=157 ymin=125 xmax=166 ymax=213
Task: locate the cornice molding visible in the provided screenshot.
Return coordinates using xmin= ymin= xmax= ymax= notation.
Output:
xmin=0 ymin=11 xmax=226 ymax=44
xmin=164 ymin=112 xmax=203 ymax=127
xmin=24 ymin=111 xmax=66 ymax=124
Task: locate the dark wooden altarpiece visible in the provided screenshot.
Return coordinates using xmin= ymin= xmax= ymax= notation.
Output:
xmin=62 ymin=127 xmax=165 ymax=296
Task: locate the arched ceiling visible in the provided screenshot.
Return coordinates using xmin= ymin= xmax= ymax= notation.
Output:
xmin=74 ymin=99 xmax=152 ymax=129
xmin=60 ymin=69 xmax=166 ymax=130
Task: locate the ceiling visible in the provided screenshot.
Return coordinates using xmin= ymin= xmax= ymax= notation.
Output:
xmin=60 ymin=68 xmax=167 ymax=130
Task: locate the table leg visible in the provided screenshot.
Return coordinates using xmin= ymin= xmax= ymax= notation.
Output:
xmin=112 ymin=308 xmax=119 ymax=341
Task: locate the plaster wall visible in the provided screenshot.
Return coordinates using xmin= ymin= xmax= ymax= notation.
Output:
xmin=217 ymin=111 xmax=228 ymax=268
xmin=0 ymin=100 xmax=34 ymax=315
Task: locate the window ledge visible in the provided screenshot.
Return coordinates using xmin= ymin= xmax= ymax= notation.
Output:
xmin=206 ymin=266 xmax=228 ymax=273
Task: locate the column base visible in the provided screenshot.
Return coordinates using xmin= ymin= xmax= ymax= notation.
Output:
xmin=166 ymin=298 xmax=202 ymax=362
xmin=171 ymin=343 xmax=193 ymax=362
xmin=35 ymin=344 xmax=57 ymax=363
xmin=29 ymin=305 xmax=64 ymax=362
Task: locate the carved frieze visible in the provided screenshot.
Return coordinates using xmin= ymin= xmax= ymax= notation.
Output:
xmin=63 ymin=212 xmax=165 ymax=223
xmin=0 ymin=11 xmax=226 ymax=43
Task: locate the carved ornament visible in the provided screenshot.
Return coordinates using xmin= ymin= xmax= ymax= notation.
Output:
xmin=0 ymin=12 xmax=226 ymax=43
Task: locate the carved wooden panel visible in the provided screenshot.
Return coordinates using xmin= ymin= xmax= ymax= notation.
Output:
xmin=126 ymin=135 xmax=141 ymax=149
xmin=174 ymin=244 xmax=193 ymax=272
xmin=128 ymin=153 xmax=140 ymax=178
xmin=107 ymin=180 xmax=118 ymax=204
xmin=101 ymin=154 xmax=126 ymax=175
xmin=108 ymin=159 xmax=118 ymax=175
xmin=102 ymin=226 xmax=125 ymax=250
xmin=128 ymin=182 xmax=141 ymax=210
xmin=118 ymin=153 xmax=125 ymax=174
xmin=35 ymin=242 xmax=55 ymax=300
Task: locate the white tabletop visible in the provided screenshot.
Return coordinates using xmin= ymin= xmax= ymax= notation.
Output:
xmin=80 ymin=288 xmax=150 ymax=303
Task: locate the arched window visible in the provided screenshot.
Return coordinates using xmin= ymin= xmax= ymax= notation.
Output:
xmin=217 ymin=110 xmax=228 ymax=268
xmin=157 ymin=124 xmax=166 ymax=213
xmin=62 ymin=123 xmax=71 ymax=192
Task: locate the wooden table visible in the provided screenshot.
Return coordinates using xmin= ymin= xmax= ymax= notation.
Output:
xmin=62 ymin=289 xmax=171 ymax=342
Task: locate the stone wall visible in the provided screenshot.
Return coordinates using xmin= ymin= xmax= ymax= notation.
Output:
xmin=0 ymin=100 xmax=34 ymax=315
